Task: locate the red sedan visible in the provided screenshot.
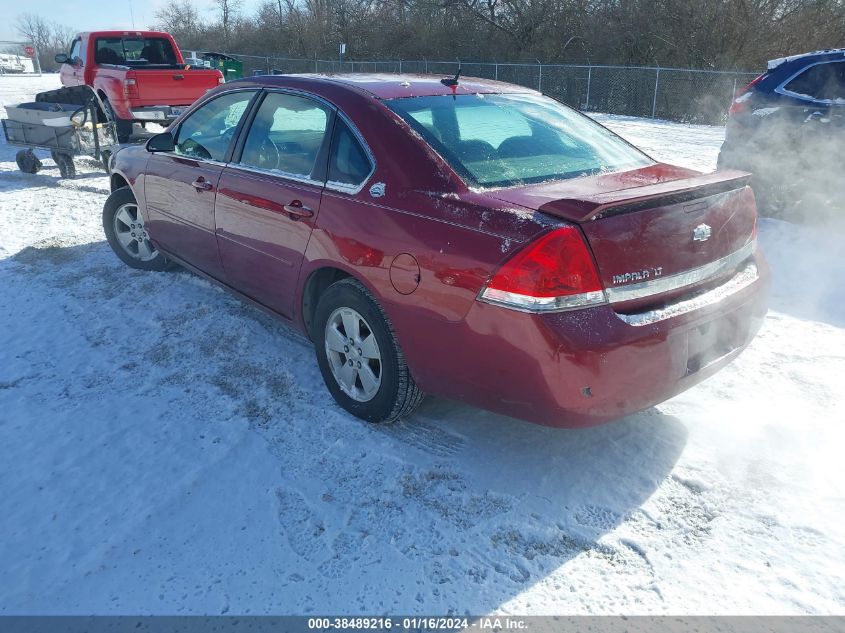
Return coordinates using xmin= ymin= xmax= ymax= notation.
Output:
xmin=104 ymin=74 xmax=768 ymax=427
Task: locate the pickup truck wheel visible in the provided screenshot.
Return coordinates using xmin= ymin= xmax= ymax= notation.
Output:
xmin=314 ymin=278 xmax=424 ymax=423
xmin=51 ymin=151 xmax=76 ymax=179
xmin=15 ymin=149 xmax=42 ymax=174
xmin=102 ymin=98 xmax=133 ymax=143
xmin=103 ymin=187 xmax=175 ymax=272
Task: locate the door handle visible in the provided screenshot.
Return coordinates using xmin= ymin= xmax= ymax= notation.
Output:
xmin=191 ymin=178 xmax=213 ymax=192
xmin=283 ymin=200 xmax=314 ymax=220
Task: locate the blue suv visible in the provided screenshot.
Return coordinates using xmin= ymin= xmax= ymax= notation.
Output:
xmin=718 ymin=49 xmax=845 ymax=219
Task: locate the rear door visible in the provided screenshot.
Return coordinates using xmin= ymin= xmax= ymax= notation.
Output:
xmin=776 ymin=60 xmax=845 ymax=163
xmin=214 ymin=91 xmax=334 ymax=318
xmin=144 ymin=90 xmax=258 ymax=278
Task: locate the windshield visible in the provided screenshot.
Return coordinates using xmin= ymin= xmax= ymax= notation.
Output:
xmin=95 ymin=37 xmax=178 ymax=66
xmin=386 ymin=93 xmax=654 ymax=188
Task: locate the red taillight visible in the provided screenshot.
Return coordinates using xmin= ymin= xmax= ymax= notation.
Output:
xmin=479 ymin=226 xmax=606 ymax=312
xmin=729 ymin=74 xmax=765 ymax=115
xmin=123 ymin=77 xmax=139 ymax=99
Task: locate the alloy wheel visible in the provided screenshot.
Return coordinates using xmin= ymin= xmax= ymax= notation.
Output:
xmin=113 ymin=203 xmax=158 ymax=262
xmin=325 ymin=307 xmax=383 ymax=402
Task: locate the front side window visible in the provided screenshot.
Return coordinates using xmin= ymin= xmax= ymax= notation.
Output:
xmin=239 ymin=92 xmax=331 ymax=179
xmin=327 ymin=119 xmax=373 ymax=187
xmin=784 ymin=62 xmax=845 ymax=102
xmin=69 ymin=39 xmax=82 ymax=64
xmin=95 ymin=37 xmax=177 ymax=66
xmin=174 ymin=91 xmax=256 ymax=162
xmin=386 ymin=93 xmax=654 ymax=188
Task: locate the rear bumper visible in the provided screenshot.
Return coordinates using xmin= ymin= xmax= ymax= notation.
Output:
xmin=128 ymin=105 xmax=186 ymax=122
xmin=403 ymin=253 xmax=769 ymax=428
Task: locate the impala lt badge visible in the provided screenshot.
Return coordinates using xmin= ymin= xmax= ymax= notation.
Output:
xmin=612 ymin=266 xmax=664 ymax=285
xmin=693 ymin=223 xmax=712 ymax=242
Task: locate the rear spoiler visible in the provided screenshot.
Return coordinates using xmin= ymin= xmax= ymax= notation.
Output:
xmin=539 ymin=170 xmax=752 ymax=223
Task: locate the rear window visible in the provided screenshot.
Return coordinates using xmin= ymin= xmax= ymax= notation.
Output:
xmin=95 ymin=37 xmax=178 ymax=66
xmin=386 ymin=93 xmax=653 ymax=189
xmin=783 ymin=61 xmax=845 ymax=102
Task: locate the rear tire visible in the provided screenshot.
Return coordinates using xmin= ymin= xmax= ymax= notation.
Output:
xmin=314 ymin=278 xmax=424 ymax=423
xmin=102 ymin=98 xmax=133 ymax=143
xmin=15 ymin=149 xmax=41 ymax=174
xmin=103 ymin=187 xmax=174 ymax=271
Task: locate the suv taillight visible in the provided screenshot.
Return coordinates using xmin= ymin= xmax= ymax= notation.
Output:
xmin=479 ymin=226 xmax=606 ymax=312
xmin=729 ymin=74 xmax=765 ymax=115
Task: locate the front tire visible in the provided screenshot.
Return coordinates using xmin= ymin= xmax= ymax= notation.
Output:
xmin=314 ymin=278 xmax=424 ymax=423
xmin=103 ymin=187 xmax=174 ymax=271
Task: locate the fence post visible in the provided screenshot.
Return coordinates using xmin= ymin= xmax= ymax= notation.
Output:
xmin=266 ymin=57 xmax=270 ymax=74
xmin=585 ymin=66 xmax=592 ymax=110
xmin=424 ymin=58 xmax=428 ymax=73
xmin=314 ymin=55 xmax=318 ymax=73
xmin=399 ymin=59 xmax=402 ymax=73
xmin=651 ymin=68 xmax=661 ymax=118
xmin=732 ymin=77 xmax=738 ymax=97
xmin=537 ymin=60 xmax=542 ymax=92
xmin=33 ymin=46 xmax=42 ymax=76
xmin=495 ymin=62 xmax=498 ymax=80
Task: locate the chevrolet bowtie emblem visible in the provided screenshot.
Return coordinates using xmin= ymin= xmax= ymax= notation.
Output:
xmin=693 ymin=223 xmax=712 ymax=242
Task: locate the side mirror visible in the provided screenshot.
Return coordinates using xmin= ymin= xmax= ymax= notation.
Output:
xmin=54 ymin=53 xmax=69 ymax=64
xmin=146 ymin=132 xmax=175 ymax=153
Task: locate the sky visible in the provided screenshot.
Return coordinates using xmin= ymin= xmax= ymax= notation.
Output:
xmin=1 ymin=0 xmax=261 ymax=43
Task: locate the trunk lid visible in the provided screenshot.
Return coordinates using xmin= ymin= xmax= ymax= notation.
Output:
xmin=490 ymin=166 xmax=757 ymax=308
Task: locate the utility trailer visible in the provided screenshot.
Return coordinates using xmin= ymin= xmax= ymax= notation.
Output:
xmin=2 ymin=85 xmax=117 ymax=179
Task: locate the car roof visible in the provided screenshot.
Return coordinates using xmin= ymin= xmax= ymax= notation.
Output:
xmin=238 ymin=73 xmax=536 ymax=100
xmin=77 ymin=30 xmax=174 ymax=39
xmin=767 ymin=48 xmax=845 ymax=73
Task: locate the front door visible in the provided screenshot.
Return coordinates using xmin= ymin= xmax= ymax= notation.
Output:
xmin=143 ymin=90 xmax=257 ymax=279
xmin=60 ymin=38 xmax=84 ymax=86
xmin=215 ymin=91 xmax=333 ymax=318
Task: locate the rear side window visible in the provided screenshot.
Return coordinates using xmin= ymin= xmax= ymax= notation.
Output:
xmin=327 ymin=119 xmax=373 ymax=188
xmin=784 ymin=62 xmax=845 ymax=101
xmin=174 ymin=91 xmax=256 ymax=162
xmin=239 ymin=92 xmax=331 ymax=179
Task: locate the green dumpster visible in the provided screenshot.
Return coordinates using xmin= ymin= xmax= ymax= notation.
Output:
xmin=201 ymin=52 xmax=244 ymax=81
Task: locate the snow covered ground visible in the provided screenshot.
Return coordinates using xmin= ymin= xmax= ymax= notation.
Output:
xmin=1 ymin=75 xmax=843 ymax=616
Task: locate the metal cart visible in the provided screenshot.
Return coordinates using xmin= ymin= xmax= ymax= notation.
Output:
xmin=2 ymin=85 xmax=117 ymax=179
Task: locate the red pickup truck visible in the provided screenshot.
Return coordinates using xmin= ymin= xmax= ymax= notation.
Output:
xmin=55 ymin=31 xmax=224 ymax=142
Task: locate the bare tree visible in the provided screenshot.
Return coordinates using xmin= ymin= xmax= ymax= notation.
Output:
xmin=215 ymin=0 xmax=244 ymax=45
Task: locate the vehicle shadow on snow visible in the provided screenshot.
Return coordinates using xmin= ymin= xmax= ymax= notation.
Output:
xmin=7 ymin=238 xmax=689 ymax=613
xmin=0 ymin=163 xmax=108 ymax=195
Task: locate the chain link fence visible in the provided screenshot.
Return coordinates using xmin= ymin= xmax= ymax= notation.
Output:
xmin=220 ymin=54 xmax=758 ymax=124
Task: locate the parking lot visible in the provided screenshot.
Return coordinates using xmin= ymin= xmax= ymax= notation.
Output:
xmin=1 ymin=75 xmax=843 ymax=615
